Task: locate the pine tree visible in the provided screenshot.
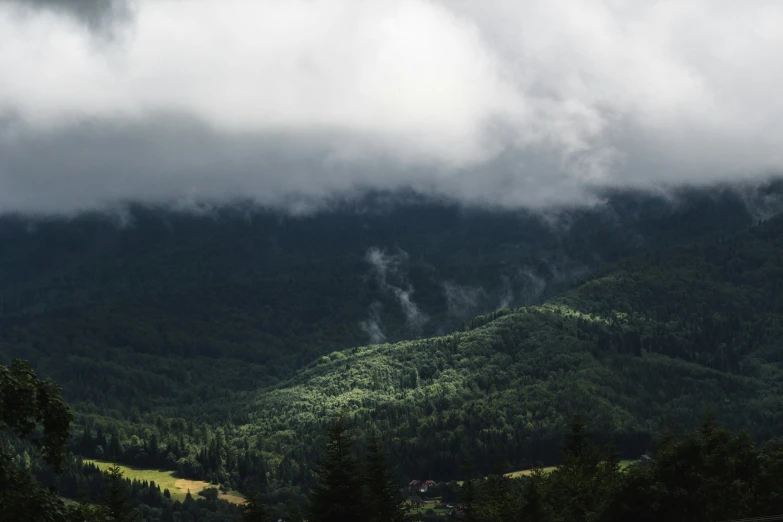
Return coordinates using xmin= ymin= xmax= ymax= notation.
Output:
xmin=307 ymin=414 xmax=365 ymax=522
xmin=104 ymin=464 xmax=138 ymax=522
xmin=362 ymin=429 xmax=407 ymax=522
xmin=458 ymin=458 xmax=478 ymax=522
xmin=283 ymin=497 xmax=306 ymax=522
xmin=241 ymin=491 xmax=273 ymax=522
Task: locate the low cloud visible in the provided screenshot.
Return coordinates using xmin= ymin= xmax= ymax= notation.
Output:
xmin=2 ymin=1 xmax=783 ymax=214
xmin=359 ymin=301 xmax=387 ymax=344
xmin=497 ymin=276 xmax=514 ymax=310
xmin=443 ymin=281 xmax=486 ymax=318
xmin=365 ymin=247 xmax=428 ymax=332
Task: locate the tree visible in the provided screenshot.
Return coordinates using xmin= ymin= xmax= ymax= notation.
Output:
xmin=241 ymin=491 xmax=273 ymax=522
xmin=104 ymin=464 xmax=139 ymax=522
xmin=458 ymin=458 xmax=479 ymax=522
xmin=307 ymin=414 xmax=365 ymax=522
xmin=362 ymin=429 xmax=407 ymax=522
xmin=476 ymin=455 xmax=515 ymax=522
xmin=283 ymin=497 xmax=306 ymax=522
xmin=0 ymin=359 xmax=72 ymax=470
xmin=519 ymin=469 xmax=547 ymax=522
xmin=0 ymin=359 xmax=74 ymax=521
xmin=535 ymin=415 xmax=620 ymax=522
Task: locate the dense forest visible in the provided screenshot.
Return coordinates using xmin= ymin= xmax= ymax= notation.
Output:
xmin=0 ymin=187 xmax=774 ymax=420
xmin=7 ymin=359 xmax=783 ymax=522
xmin=4 ymin=185 xmax=783 ymax=520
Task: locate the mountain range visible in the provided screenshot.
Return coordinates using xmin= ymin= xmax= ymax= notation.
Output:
xmin=3 ymin=183 xmax=783 ymax=494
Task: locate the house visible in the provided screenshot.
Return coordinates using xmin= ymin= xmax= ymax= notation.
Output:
xmin=640 ymin=454 xmax=652 ymax=465
xmin=419 ymin=480 xmax=437 ymax=493
xmin=408 ymin=479 xmax=437 ymax=494
xmin=449 ymin=507 xmax=466 ymax=519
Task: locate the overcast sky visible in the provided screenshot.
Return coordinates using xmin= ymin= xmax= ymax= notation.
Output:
xmin=1 ymin=0 xmax=782 ymax=214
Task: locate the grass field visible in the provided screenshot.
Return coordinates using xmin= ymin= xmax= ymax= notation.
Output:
xmin=456 ymin=459 xmax=639 ymax=485
xmin=504 ymin=459 xmax=637 ymax=478
xmin=503 ymin=465 xmax=557 ymax=479
xmin=407 ymin=496 xmax=450 ymax=518
xmin=83 ymin=459 xmax=245 ymax=505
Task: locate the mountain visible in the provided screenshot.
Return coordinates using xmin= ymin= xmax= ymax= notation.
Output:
xmin=3 ymin=184 xmax=783 ymax=495
xmin=0 ymin=186 xmax=773 ymax=419
xmin=238 ymin=210 xmax=783 ymax=483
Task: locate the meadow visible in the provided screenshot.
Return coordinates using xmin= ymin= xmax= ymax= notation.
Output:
xmin=504 ymin=459 xmax=636 ymax=479
xmin=83 ymin=459 xmax=245 ymax=505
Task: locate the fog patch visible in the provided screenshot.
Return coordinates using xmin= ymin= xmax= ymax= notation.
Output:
xmin=443 ymin=281 xmax=486 ymax=317
xmin=359 ymin=301 xmax=387 ymax=344
xmin=365 ymin=247 xmax=428 ymax=332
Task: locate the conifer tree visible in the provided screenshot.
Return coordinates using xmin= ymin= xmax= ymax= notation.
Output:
xmin=105 ymin=464 xmax=138 ymax=522
xmin=283 ymin=497 xmax=306 ymax=522
xmin=458 ymin=458 xmax=478 ymax=522
xmin=307 ymin=414 xmax=365 ymax=522
xmin=241 ymin=491 xmax=273 ymax=522
xmin=362 ymin=429 xmax=407 ymax=522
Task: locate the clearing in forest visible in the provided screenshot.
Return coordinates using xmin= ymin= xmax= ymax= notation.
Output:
xmin=83 ymin=459 xmax=246 ymax=505
xmin=504 ymin=459 xmax=636 ymax=478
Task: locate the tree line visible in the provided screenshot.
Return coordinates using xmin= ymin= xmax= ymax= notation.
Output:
xmin=9 ymin=358 xmax=783 ymax=521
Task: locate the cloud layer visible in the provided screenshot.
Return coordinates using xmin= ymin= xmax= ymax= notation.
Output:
xmin=2 ymin=0 xmax=783 ymax=214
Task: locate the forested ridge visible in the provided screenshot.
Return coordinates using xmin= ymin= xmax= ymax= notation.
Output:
xmin=0 ymin=187 xmax=770 ymax=420
xmin=4 ymin=186 xmax=783 ymax=520
xmin=223 ymin=210 xmax=783 ymax=485
xmin=8 ymin=361 xmax=783 ymax=522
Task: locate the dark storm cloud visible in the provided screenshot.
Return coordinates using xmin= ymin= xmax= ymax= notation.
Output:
xmin=6 ymin=0 xmax=132 ymax=32
xmin=1 ymin=0 xmax=783 ymax=214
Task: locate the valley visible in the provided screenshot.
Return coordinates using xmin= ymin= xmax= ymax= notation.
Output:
xmin=4 ymin=3 xmax=783 ymax=519
xmin=3 ymin=187 xmax=783 ymax=520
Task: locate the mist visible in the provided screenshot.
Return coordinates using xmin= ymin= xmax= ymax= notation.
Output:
xmin=365 ymin=247 xmax=428 ymax=332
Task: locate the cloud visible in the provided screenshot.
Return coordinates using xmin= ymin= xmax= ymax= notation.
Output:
xmin=442 ymin=282 xmax=486 ymax=318
xmin=517 ymin=268 xmax=547 ymax=305
xmin=365 ymin=247 xmax=428 ymax=331
xmin=6 ymin=0 xmax=133 ymax=34
xmin=498 ymin=276 xmax=514 ymax=310
xmin=2 ymin=0 xmax=783 ymax=214
xmin=359 ymin=301 xmax=387 ymax=344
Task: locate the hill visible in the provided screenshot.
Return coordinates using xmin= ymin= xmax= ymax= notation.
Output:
xmin=237 ymin=212 xmax=783 ymax=483
xmin=0 ymin=186 xmax=772 ymax=423
xmin=3 ymin=184 xmax=783 ymax=497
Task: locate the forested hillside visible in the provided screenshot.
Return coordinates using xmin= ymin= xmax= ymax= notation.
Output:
xmin=238 ymin=210 xmax=783 ymax=485
xmin=0 ymin=186 xmax=773 ymax=422
xmin=35 ymin=194 xmax=783 ymax=501
xmin=4 ymin=185 xmax=783 ymax=519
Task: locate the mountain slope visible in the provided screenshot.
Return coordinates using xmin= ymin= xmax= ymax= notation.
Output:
xmin=0 ymin=187 xmax=772 ymax=422
xmin=240 ymin=213 xmax=783 ymax=482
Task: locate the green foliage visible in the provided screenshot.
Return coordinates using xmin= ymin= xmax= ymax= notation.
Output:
xmin=3 ymin=189 xmax=783 ymax=518
xmin=471 ymin=416 xmax=783 ymax=522
xmin=307 ymin=414 xmax=366 ymax=522
xmin=221 ymin=213 xmax=783 ymax=485
xmin=0 ymin=359 xmax=74 ymax=521
xmin=1 ymin=359 xmax=72 ymax=470
xmin=0 ymin=188 xmax=760 ymax=424
xmin=362 ymin=429 xmax=407 ymax=522
xmin=0 ymin=445 xmax=70 ymax=522
xmin=31 ymin=204 xmax=783 ymax=501
xmin=241 ymin=491 xmax=273 ymax=522
xmin=105 ymin=464 xmax=139 ymax=522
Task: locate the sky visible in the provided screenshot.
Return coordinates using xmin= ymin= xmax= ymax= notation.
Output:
xmin=1 ymin=0 xmax=783 ymax=214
